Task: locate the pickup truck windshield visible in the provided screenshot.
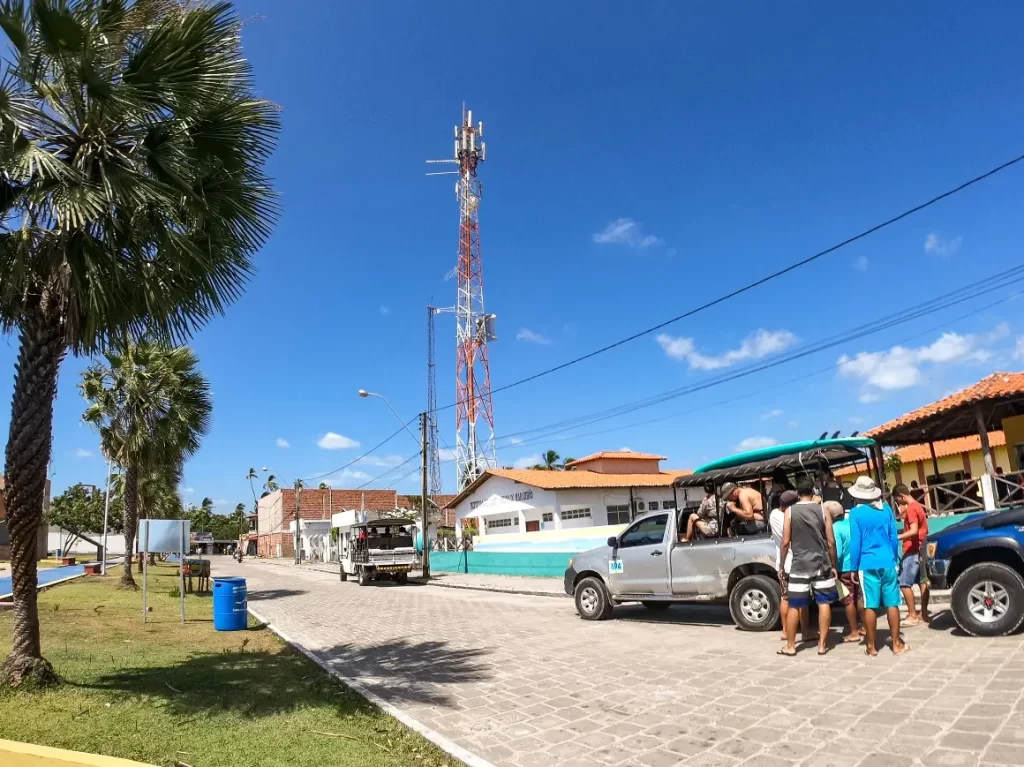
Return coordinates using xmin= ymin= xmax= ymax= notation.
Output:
xmin=620 ymin=514 xmax=668 ymax=548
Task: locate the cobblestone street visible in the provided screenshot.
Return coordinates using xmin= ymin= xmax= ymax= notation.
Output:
xmin=221 ymin=559 xmax=1024 ymax=767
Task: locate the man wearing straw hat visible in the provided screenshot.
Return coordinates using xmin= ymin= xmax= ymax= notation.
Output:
xmin=848 ymin=476 xmax=909 ymax=656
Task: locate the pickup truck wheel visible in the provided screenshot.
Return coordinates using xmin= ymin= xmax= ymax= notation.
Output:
xmin=357 ymin=568 xmax=372 ymax=587
xmin=340 ymin=567 xmax=348 ymax=582
xmin=575 ymin=576 xmax=613 ymax=621
xmin=729 ymin=574 xmax=781 ymax=632
xmin=951 ymin=562 xmax=1024 ymax=637
xmin=395 ymin=573 xmax=408 ymax=585
xmin=642 ymin=601 xmax=671 ymax=610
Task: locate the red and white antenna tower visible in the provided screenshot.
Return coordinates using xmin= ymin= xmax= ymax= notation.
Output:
xmin=427 ymin=107 xmax=496 ymax=489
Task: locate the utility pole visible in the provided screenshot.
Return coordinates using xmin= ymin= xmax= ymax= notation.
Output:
xmin=100 ymin=458 xmax=112 ymax=575
xmin=420 ymin=411 xmax=430 ymax=579
xmin=293 ymin=479 xmax=303 ymax=564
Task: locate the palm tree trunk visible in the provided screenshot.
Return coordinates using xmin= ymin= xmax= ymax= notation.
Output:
xmin=1 ymin=302 xmax=64 ymax=688
xmin=120 ymin=465 xmax=139 ymax=589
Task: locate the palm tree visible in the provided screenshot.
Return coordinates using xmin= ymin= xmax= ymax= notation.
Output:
xmin=246 ymin=467 xmax=260 ymax=505
xmin=319 ymin=482 xmax=329 ymax=490
xmin=0 ymin=1 xmax=278 ymax=686
xmin=82 ymin=342 xmax=212 ymax=592
xmin=233 ymin=503 xmax=247 ymax=540
xmin=532 ymin=450 xmax=562 ymax=471
xmin=264 ymin=474 xmax=279 ymax=493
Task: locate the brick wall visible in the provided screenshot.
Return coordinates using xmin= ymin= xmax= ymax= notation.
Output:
xmin=257 ymin=532 xmax=293 ymax=559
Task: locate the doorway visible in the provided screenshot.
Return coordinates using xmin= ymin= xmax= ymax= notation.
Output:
xmin=525 ymin=520 xmax=540 ymax=533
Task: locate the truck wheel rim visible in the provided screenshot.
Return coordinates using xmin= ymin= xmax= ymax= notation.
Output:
xmin=968 ymin=580 xmax=1010 ymax=623
xmin=741 ymin=588 xmax=770 ymax=623
xmin=580 ymin=586 xmax=599 ymax=614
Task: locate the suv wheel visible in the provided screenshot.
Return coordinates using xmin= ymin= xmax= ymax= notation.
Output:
xmin=951 ymin=562 xmax=1024 ymax=637
xmin=575 ymin=576 xmax=613 ymax=620
xmin=729 ymin=574 xmax=781 ymax=631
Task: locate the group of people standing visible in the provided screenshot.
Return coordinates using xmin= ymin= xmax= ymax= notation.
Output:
xmin=771 ymin=475 xmax=929 ymax=656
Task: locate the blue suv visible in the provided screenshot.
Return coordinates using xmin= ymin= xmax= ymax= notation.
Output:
xmin=927 ymin=507 xmax=1024 ymax=636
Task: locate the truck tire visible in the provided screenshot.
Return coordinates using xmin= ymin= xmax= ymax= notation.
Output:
xmin=340 ymin=567 xmax=347 ymax=582
xmin=951 ymin=562 xmax=1024 ymax=637
xmin=729 ymin=574 xmax=781 ymax=632
xmin=575 ymin=576 xmax=613 ymax=621
xmin=642 ymin=601 xmax=671 ymax=610
xmin=395 ymin=572 xmax=408 ymax=585
xmin=357 ymin=568 xmax=372 ymax=587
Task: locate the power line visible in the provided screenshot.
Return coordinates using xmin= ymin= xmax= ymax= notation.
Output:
xmin=485 ymin=271 xmax=1024 ymax=452
xmin=302 ymin=421 xmax=414 ymax=482
xmin=434 ymin=151 xmax=1024 ymax=413
xmin=353 ymin=454 xmax=419 ymax=490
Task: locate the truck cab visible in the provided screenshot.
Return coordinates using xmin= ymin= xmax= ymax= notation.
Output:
xmin=927 ymin=506 xmax=1024 ymax=636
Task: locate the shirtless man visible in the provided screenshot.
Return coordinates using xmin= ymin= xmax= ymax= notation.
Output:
xmin=721 ymin=482 xmax=766 ymax=535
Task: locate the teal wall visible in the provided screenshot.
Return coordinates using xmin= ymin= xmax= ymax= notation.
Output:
xmin=431 ymin=550 xmax=573 ymax=578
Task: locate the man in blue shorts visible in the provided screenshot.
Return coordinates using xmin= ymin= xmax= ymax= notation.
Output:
xmin=848 ymin=476 xmax=909 ymax=657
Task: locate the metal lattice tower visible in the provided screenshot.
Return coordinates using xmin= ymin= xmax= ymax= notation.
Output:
xmin=427 ymin=107 xmax=496 ymax=490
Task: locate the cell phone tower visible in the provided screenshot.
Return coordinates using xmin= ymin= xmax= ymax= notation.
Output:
xmin=426 ymin=107 xmax=497 ymax=490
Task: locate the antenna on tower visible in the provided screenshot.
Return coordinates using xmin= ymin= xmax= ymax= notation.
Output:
xmin=426 ymin=107 xmax=497 ymax=490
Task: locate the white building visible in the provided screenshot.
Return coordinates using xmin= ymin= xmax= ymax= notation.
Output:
xmin=449 ymin=451 xmax=702 ymax=552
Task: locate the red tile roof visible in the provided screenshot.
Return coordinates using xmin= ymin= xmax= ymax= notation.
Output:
xmin=567 ymin=451 xmax=666 ymax=466
xmin=835 ymin=431 xmax=1007 ymax=476
xmin=866 ymin=372 xmax=1024 ymax=440
xmin=447 ymin=468 xmax=692 ymax=510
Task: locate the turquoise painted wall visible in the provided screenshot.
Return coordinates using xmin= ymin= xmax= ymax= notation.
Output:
xmin=431 ymin=550 xmax=573 ymax=578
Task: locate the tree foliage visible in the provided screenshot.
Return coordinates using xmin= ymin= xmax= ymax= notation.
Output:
xmin=46 ymin=483 xmax=123 ymax=538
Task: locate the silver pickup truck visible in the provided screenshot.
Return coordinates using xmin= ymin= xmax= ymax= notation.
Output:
xmin=563 ymin=508 xmax=781 ymax=630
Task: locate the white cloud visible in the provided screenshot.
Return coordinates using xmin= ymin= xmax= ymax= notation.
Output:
xmin=761 ymin=409 xmax=784 ymax=420
xmin=507 ymin=437 xmax=525 ymax=446
xmin=379 ymin=305 xmax=390 ymax=315
xmin=183 ymin=488 xmax=195 ymax=494
xmin=618 ymin=446 xmax=633 ymax=452
xmin=853 ymin=256 xmax=869 ymax=272
xmin=74 ymin=448 xmax=92 ymax=458
xmin=276 ymin=438 xmax=290 ymax=449
xmin=657 ymin=329 xmax=798 ymax=370
xmin=357 ymin=454 xmax=405 ymax=468
xmin=438 ymin=447 xmax=458 ymax=462
xmin=1015 ymin=336 xmax=1024 ymax=360
xmin=849 ymin=416 xmax=864 ymax=425
xmin=735 ymin=437 xmax=779 ymax=452
xmin=924 ymin=232 xmax=962 ymax=257
xmin=319 ymin=470 xmax=372 ymax=487
xmin=513 ymin=453 xmax=542 ymax=469
xmin=592 ymin=218 xmax=663 ymax=250
xmin=838 ymin=330 xmax=991 ymax=402
xmin=516 ymin=328 xmax=551 ymax=344
xmin=317 ymin=432 xmax=360 ymax=450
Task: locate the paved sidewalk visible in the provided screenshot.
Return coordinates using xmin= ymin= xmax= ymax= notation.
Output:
xmin=223 ymin=557 xmax=1022 ymax=767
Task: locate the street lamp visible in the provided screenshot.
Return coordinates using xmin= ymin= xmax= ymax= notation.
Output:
xmin=358 ymin=389 xmax=431 ymax=578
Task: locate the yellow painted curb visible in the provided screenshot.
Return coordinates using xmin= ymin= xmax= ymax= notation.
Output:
xmin=0 ymin=739 xmax=156 ymax=767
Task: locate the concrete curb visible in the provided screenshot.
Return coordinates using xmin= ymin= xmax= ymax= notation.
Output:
xmin=248 ymin=606 xmax=495 ymax=767
xmin=1 ymin=738 xmax=156 ymax=767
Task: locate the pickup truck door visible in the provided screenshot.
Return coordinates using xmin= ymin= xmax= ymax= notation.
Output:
xmin=608 ymin=513 xmax=670 ymax=596
xmin=670 ymin=538 xmax=736 ymax=596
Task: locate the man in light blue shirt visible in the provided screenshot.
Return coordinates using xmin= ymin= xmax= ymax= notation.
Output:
xmin=825 ymin=501 xmax=862 ymax=644
xmin=848 ymin=476 xmax=908 ymax=657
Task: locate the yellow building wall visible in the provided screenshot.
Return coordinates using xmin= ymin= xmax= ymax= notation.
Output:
xmin=1001 ymin=415 xmax=1024 ymax=472
xmin=841 ymin=444 xmax=1011 ymax=488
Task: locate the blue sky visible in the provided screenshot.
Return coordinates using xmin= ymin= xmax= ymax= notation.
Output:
xmin=3 ymin=2 xmax=1024 ymax=512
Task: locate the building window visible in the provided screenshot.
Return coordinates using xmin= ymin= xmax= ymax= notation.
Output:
xmin=542 ymin=512 xmax=553 ymax=522
xmin=486 ymin=517 xmax=515 ymax=529
xmin=606 ymin=504 xmax=631 ymax=525
xmin=562 ymin=507 xmax=591 ymax=520
xmin=663 ymin=500 xmax=676 ymax=510
xmin=649 ymin=501 xmax=659 ymax=511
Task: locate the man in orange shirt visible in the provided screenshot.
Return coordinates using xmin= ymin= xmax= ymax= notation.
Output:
xmin=893 ymin=483 xmax=930 ymax=626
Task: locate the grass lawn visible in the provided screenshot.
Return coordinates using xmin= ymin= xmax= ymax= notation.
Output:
xmin=0 ymin=564 xmax=459 ymax=767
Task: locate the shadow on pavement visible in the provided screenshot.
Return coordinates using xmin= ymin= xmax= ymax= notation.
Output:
xmin=247 ymin=588 xmax=309 ymax=601
xmin=612 ymin=603 xmax=736 ymax=628
xmin=321 ymin=638 xmax=492 ymax=708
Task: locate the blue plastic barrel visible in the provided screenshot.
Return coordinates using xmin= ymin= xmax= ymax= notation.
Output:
xmin=212 ymin=577 xmax=248 ymax=631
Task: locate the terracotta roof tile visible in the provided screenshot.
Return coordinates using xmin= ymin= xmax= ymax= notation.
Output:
xmin=866 ymin=372 xmax=1024 ymax=440
xmin=835 ymin=431 xmax=1007 ymax=476
xmin=280 ymin=488 xmax=399 ymax=522
xmin=566 ymin=451 xmax=667 ymax=466
xmin=447 ymin=467 xmax=692 ymax=509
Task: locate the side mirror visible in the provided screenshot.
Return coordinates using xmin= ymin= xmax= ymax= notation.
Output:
xmin=606 ymin=536 xmax=618 ymax=549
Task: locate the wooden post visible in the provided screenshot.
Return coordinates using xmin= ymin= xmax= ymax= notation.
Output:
xmin=975 ymin=405 xmax=998 ymax=511
xmin=928 ymin=441 xmax=940 ymax=478
xmin=873 ymin=444 xmax=887 ymax=493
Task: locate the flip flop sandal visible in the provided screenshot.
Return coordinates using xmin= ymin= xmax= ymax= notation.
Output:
xmin=777 ymin=649 xmax=797 ymax=657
